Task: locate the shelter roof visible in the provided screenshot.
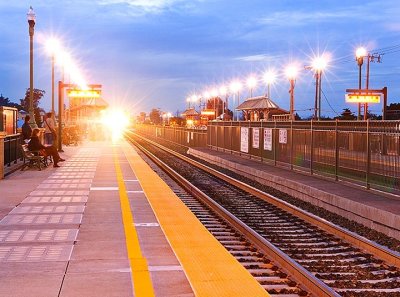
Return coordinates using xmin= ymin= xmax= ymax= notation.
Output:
xmin=236 ymin=96 xmax=281 ymax=110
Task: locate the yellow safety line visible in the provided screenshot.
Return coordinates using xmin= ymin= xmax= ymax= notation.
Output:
xmin=113 ymin=147 xmax=155 ymax=297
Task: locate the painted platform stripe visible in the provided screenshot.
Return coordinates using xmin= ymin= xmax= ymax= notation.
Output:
xmin=113 ymin=147 xmax=155 ymax=297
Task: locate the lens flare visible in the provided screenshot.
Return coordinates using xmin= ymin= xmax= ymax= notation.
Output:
xmin=100 ymin=109 xmax=130 ymax=142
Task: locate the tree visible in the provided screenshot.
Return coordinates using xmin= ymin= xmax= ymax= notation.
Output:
xmin=149 ymin=108 xmax=161 ymax=125
xmin=0 ymin=94 xmax=23 ymax=110
xmin=20 ymin=88 xmax=46 ymax=125
xmin=335 ymin=108 xmax=356 ymax=120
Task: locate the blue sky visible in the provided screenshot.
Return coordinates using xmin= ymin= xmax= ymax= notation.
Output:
xmin=1 ymin=0 xmax=400 ymax=118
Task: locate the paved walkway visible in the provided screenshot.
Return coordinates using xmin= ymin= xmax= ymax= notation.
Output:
xmin=0 ymin=141 xmax=269 ymax=297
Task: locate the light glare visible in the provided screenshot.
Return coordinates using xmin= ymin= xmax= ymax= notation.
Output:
xmin=356 ymin=47 xmax=367 ymax=58
xmin=285 ymin=65 xmax=298 ymax=79
xmin=312 ymin=56 xmax=328 ymax=71
xmin=230 ymin=80 xmax=242 ymax=93
xmin=263 ymin=70 xmax=276 ymax=84
xmin=246 ymin=76 xmax=257 ymax=89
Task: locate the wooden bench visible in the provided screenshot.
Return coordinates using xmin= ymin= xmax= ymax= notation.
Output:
xmin=20 ymin=144 xmax=47 ymax=171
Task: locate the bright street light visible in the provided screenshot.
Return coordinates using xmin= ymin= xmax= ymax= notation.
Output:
xmin=262 ymin=70 xmax=276 ymax=98
xmin=230 ymin=81 xmax=242 ymax=121
xmin=285 ymin=65 xmax=298 ymax=80
xmin=355 ymin=47 xmax=367 ymax=120
xmin=27 ymin=6 xmax=37 ymax=128
xmin=285 ymin=64 xmax=298 ymax=120
xmin=311 ymin=55 xmax=329 ymax=120
xmin=46 ymin=38 xmax=61 ymax=122
xmin=246 ymin=76 xmax=257 ymax=97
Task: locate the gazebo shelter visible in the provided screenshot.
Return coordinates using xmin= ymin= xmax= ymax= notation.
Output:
xmin=236 ymin=96 xmax=288 ymax=121
xmin=181 ymin=108 xmax=200 ymax=127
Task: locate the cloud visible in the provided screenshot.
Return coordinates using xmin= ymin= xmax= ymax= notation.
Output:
xmin=97 ymin=0 xmax=198 ymax=14
xmin=257 ymin=6 xmax=383 ymax=27
xmin=235 ymin=54 xmax=280 ymax=62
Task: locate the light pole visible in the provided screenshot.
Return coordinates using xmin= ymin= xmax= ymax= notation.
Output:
xmin=230 ymin=81 xmax=242 ymax=121
xmin=211 ymin=88 xmax=219 ymax=119
xmin=27 ymin=6 xmax=37 ymax=128
xmin=246 ymin=76 xmax=257 ymax=98
xmin=311 ymin=56 xmax=328 ymax=120
xmin=263 ymin=70 xmax=276 ymax=99
xmin=219 ymin=85 xmax=228 ymax=119
xmin=46 ymin=39 xmax=60 ymax=120
xmin=285 ymin=65 xmax=298 ymax=120
xmin=356 ymin=47 xmax=367 ymax=120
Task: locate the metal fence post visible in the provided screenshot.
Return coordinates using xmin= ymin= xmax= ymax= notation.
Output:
xmin=274 ymin=121 xmax=277 ymax=166
xmin=310 ymin=120 xmax=314 ymax=175
xmin=290 ymin=120 xmax=293 ymax=170
xmin=335 ymin=119 xmax=339 ymax=181
xmin=0 ymin=132 xmax=6 ymax=179
xmin=366 ymin=119 xmax=371 ymax=189
xmin=260 ymin=121 xmax=263 ymax=162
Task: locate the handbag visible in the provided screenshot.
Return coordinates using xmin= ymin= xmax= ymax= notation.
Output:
xmin=45 ymin=119 xmax=57 ymax=138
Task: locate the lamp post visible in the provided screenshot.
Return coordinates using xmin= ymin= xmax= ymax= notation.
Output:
xmin=219 ymin=85 xmax=228 ymax=120
xmin=285 ymin=65 xmax=298 ymax=120
xmin=230 ymin=81 xmax=242 ymax=121
xmin=46 ymin=39 xmax=60 ymax=121
xmin=311 ymin=56 xmax=328 ymax=120
xmin=246 ymin=76 xmax=257 ymax=98
xmin=263 ymin=70 xmax=276 ymax=99
xmin=27 ymin=6 xmax=37 ymax=128
xmin=356 ymin=47 xmax=367 ymax=120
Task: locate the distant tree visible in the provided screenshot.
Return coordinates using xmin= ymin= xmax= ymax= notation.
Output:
xmin=149 ymin=108 xmax=161 ymax=125
xmin=367 ymin=111 xmax=381 ymax=120
xmin=335 ymin=108 xmax=356 ymax=120
xmin=137 ymin=112 xmax=146 ymax=123
xmin=0 ymin=94 xmax=23 ymax=110
xmin=20 ymin=88 xmax=46 ymax=125
xmin=169 ymin=116 xmax=183 ymax=126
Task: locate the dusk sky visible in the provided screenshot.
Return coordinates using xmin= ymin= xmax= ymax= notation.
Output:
xmin=1 ymin=0 xmax=400 ymax=118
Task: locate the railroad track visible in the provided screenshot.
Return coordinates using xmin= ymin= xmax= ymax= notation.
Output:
xmin=126 ymin=132 xmax=400 ymax=297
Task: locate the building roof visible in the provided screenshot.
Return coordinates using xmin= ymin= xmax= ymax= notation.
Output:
xmin=69 ymin=97 xmax=108 ymax=111
xmin=181 ymin=108 xmax=199 ymax=116
xmin=236 ymin=96 xmax=281 ymax=110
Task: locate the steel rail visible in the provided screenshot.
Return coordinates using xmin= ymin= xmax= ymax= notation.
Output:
xmin=127 ymin=131 xmax=400 ymax=269
xmin=126 ymin=132 xmax=340 ymax=297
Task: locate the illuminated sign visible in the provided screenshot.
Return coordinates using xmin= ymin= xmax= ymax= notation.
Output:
xmin=345 ymin=93 xmax=381 ymax=103
xmin=201 ymin=110 xmax=215 ymax=116
xmin=67 ymin=89 xmax=101 ymax=98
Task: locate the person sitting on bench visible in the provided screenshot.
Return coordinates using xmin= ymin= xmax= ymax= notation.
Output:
xmin=28 ymin=128 xmax=65 ymax=168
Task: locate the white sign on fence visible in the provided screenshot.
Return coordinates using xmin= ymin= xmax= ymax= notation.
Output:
xmin=240 ymin=127 xmax=249 ymax=153
xmin=263 ymin=128 xmax=272 ymax=151
xmin=279 ymin=129 xmax=287 ymax=144
xmin=252 ymin=128 xmax=260 ymax=148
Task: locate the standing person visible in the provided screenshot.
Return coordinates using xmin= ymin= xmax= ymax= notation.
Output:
xmin=43 ymin=112 xmax=56 ymax=146
xmin=21 ymin=115 xmax=32 ymax=142
xmin=28 ymin=128 xmax=65 ymax=168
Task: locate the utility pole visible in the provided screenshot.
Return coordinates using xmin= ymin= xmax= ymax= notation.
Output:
xmin=364 ymin=53 xmax=383 ymax=120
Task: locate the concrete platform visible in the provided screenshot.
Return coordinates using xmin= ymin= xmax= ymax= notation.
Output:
xmin=188 ymin=147 xmax=400 ymax=239
xmin=0 ymin=140 xmax=269 ymax=297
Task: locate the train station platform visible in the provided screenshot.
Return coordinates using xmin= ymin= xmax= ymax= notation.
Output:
xmin=188 ymin=147 xmax=400 ymax=240
xmin=0 ymin=140 xmax=268 ymax=297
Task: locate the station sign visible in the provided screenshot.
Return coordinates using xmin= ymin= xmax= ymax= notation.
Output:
xmin=345 ymin=93 xmax=381 ymax=103
xmin=67 ymin=89 xmax=101 ymax=98
xmin=201 ymin=110 xmax=215 ymax=116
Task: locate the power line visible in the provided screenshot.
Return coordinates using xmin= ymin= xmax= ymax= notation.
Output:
xmin=321 ymin=88 xmax=340 ymax=116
